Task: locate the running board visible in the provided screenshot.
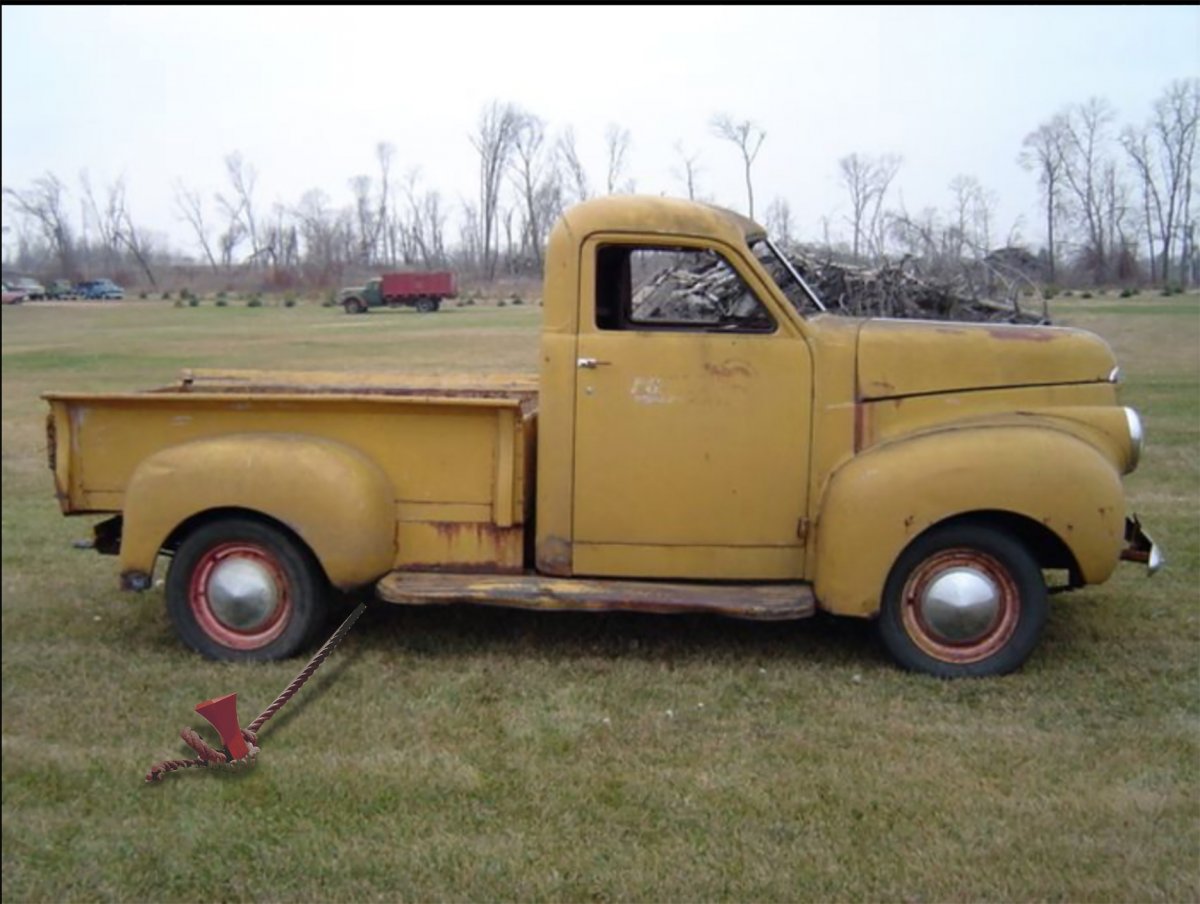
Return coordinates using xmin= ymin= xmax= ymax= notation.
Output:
xmin=376 ymin=572 xmax=815 ymax=621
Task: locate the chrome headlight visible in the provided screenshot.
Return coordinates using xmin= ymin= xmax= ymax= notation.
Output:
xmin=1124 ymin=407 xmax=1143 ymax=472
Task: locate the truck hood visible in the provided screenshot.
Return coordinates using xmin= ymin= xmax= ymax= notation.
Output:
xmin=856 ymin=319 xmax=1116 ymax=400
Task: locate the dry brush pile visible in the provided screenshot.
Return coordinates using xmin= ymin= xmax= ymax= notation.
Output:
xmin=785 ymin=247 xmax=1050 ymax=324
xmin=634 ymin=248 xmax=1051 ymax=325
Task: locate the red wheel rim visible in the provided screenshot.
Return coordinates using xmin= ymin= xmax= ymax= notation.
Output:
xmin=188 ymin=541 xmax=292 ymax=650
xmin=900 ymin=549 xmax=1020 ymax=665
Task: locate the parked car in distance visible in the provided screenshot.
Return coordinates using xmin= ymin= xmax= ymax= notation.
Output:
xmin=47 ymin=279 xmax=78 ymax=300
xmin=76 ymin=279 xmax=125 ymax=300
xmin=9 ymin=277 xmax=46 ymax=300
xmin=1 ymin=281 xmax=27 ymax=304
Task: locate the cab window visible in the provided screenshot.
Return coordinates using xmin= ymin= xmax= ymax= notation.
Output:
xmin=595 ymin=245 xmax=775 ymax=333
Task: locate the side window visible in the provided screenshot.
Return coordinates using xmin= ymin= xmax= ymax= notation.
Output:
xmin=595 ymin=245 xmax=775 ymax=333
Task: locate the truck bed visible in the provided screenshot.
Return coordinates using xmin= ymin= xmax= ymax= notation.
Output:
xmin=45 ymin=368 xmax=539 ymax=573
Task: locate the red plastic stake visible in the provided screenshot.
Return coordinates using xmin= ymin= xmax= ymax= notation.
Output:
xmin=195 ymin=693 xmax=249 ymax=760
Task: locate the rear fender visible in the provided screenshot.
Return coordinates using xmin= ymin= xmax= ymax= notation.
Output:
xmin=120 ymin=434 xmax=395 ymax=590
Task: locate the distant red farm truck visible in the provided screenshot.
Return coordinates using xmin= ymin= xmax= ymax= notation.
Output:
xmin=339 ymin=271 xmax=457 ymax=314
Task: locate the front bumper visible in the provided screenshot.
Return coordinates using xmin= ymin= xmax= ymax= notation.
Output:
xmin=1120 ymin=515 xmax=1164 ymax=575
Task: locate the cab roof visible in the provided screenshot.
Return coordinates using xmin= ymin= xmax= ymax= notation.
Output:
xmin=558 ymin=195 xmax=765 ymax=246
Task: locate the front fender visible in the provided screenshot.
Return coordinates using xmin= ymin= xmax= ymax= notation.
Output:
xmin=813 ymin=425 xmax=1126 ymax=616
xmin=120 ymin=434 xmax=395 ymax=589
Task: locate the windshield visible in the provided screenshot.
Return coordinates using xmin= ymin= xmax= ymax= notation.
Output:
xmin=749 ymin=237 xmax=827 ymax=315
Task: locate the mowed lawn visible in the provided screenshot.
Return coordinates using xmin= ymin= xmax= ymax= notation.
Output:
xmin=2 ymin=295 xmax=1197 ymax=902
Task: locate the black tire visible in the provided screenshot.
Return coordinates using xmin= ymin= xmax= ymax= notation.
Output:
xmin=414 ymin=296 xmax=438 ymax=313
xmin=165 ymin=517 xmax=328 ymax=661
xmin=343 ymin=298 xmax=366 ymax=315
xmin=877 ymin=523 xmax=1047 ymax=678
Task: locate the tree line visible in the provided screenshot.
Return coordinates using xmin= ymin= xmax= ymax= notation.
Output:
xmin=3 ymin=79 xmax=1196 ymax=291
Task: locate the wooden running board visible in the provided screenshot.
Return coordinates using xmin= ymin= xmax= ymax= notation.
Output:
xmin=376 ymin=572 xmax=815 ymax=621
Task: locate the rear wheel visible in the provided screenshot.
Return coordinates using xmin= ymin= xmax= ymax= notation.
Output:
xmin=166 ymin=518 xmax=327 ymax=661
xmin=414 ymin=296 xmax=439 ymax=313
xmin=878 ymin=524 xmax=1047 ymax=678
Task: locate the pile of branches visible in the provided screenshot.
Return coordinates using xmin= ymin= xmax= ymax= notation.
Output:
xmin=782 ymin=248 xmax=1051 ymax=324
xmin=631 ymin=248 xmax=1051 ymax=326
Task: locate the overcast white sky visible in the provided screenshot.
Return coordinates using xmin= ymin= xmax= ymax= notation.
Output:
xmin=3 ymin=5 xmax=1198 ymax=258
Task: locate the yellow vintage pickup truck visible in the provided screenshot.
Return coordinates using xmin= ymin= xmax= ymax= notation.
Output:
xmin=44 ymin=196 xmax=1161 ymax=677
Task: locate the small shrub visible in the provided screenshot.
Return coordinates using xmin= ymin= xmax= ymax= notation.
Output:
xmin=510 ymin=295 xmax=524 ymax=305
xmin=247 ymin=296 xmax=263 ymax=308
xmin=139 ymin=291 xmax=148 ymax=300
xmin=187 ymin=296 xmax=199 ymax=308
xmin=498 ymin=300 xmax=507 ymax=307
xmin=1119 ymin=288 xmax=1137 ymax=299
xmin=215 ymin=298 xmax=228 ymax=307
xmin=1062 ymin=290 xmax=1074 ymax=298
xmin=179 ymin=288 xmax=191 ymax=300
xmin=283 ymin=297 xmax=297 ymax=308
xmin=216 ymin=290 xmax=228 ymax=301
xmin=466 ymin=298 xmax=476 ymax=306
xmin=173 ymin=299 xmax=184 ymax=309
xmin=161 ymin=291 xmax=173 ymax=301
xmin=1081 ymin=292 xmax=1093 ymax=299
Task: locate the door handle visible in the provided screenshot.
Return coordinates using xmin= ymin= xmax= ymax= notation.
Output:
xmin=577 ymin=357 xmax=612 ymax=369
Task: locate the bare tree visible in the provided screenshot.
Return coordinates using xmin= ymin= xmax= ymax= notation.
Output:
xmin=510 ymin=112 xmax=553 ymax=267
xmin=79 ymin=170 xmax=119 ymax=272
xmin=605 ymin=124 xmax=633 ymax=194
xmin=458 ymin=200 xmax=482 ymax=272
xmin=1020 ymin=116 xmax=1070 ymax=283
xmin=764 ymin=197 xmax=794 ymax=244
xmin=949 ymin=175 xmax=981 ymax=261
xmin=423 ymin=191 xmax=448 ymax=267
xmin=173 ymin=180 xmax=220 ymax=271
xmin=471 ymin=100 xmax=522 ymax=280
xmin=1120 ymin=79 xmax=1200 ymax=284
xmin=839 ymin=153 xmax=901 ymax=262
xmin=105 ymin=178 xmax=158 ymax=286
xmin=710 ymin=114 xmax=766 ymax=219
xmin=349 ymin=173 xmax=376 ymax=265
xmin=375 ymin=142 xmax=394 ymax=264
xmin=672 ymin=141 xmax=702 ymax=201
xmin=4 ymin=172 xmax=77 ymax=274
xmin=215 ymin=151 xmax=260 ymax=266
xmin=1055 ymin=98 xmax=1122 ymax=283
xmin=556 ymin=127 xmax=591 ymax=204
xmin=294 ymin=188 xmax=345 ymax=281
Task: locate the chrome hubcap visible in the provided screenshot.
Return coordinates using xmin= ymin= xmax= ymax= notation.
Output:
xmin=919 ymin=567 xmax=1001 ymax=643
xmin=207 ymin=558 xmax=281 ymax=631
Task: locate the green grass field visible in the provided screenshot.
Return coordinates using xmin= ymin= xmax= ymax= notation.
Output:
xmin=3 ymin=296 xmax=1198 ymax=902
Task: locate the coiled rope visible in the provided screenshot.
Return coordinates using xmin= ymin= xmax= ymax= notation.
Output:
xmin=145 ymin=602 xmax=367 ymax=783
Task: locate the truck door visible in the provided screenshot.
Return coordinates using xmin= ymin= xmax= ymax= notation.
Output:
xmin=571 ymin=237 xmax=812 ymax=580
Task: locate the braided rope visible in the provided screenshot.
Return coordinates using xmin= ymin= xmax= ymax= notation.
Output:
xmin=146 ymin=602 xmax=367 ymax=783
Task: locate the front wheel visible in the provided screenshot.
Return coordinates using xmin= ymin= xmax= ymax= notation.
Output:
xmin=166 ymin=518 xmax=327 ymax=661
xmin=343 ymin=297 xmax=366 ymax=315
xmin=878 ymin=524 xmax=1047 ymax=678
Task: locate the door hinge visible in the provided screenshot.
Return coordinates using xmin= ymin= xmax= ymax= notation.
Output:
xmin=796 ymin=518 xmax=810 ymax=543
